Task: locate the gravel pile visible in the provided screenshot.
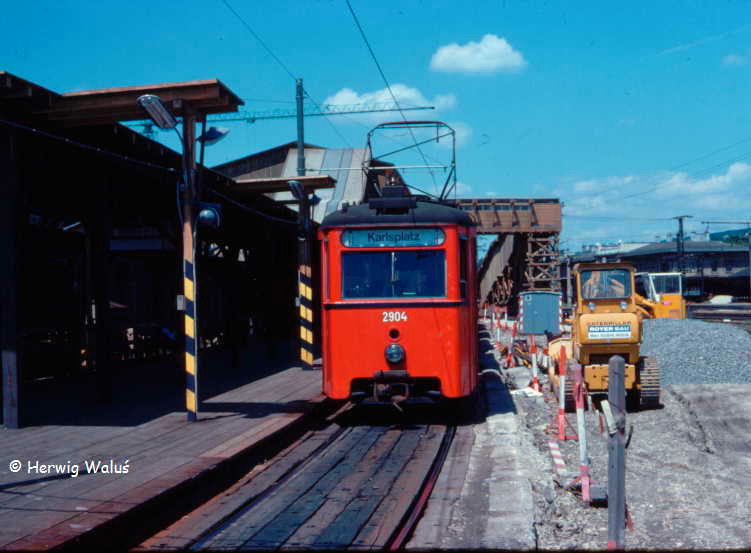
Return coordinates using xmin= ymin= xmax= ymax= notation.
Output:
xmin=642 ymin=318 xmax=751 ymax=386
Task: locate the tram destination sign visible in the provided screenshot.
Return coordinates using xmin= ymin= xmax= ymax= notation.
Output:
xmin=342 ymin=228 xmax=445 ymax=248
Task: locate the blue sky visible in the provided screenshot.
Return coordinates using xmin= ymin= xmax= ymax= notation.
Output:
xmin=3 ymin=1 xmax=751 ymax=251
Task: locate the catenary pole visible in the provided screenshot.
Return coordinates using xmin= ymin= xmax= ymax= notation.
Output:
xmin=296 ymin=79 xmax=315 ymax=370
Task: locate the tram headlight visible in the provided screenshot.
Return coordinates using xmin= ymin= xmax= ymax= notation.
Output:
xmin=385 ymin=343 xmax=405 ymax=363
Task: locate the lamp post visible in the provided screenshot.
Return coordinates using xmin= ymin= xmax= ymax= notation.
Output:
xmin=197 ymin=125 xmax=230 ymax=194
xmin=292 ymin=78 xmax=316 ymax=371
xmin=138 ymin=94 xmax=208 ymax=422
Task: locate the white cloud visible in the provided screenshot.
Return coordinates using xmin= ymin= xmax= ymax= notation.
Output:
xmin=559 ymin=163 xmax=751 ymax=250
xmin=323 ymin=84 xmax=456 ymax=123
xmin=430 ymin=34 xmax=526 ymax=74
xmin=446 ymin=121 xmax=472 ymax=147
xmin=653 ymin=162 xmax=751 ymax=198
xmin=454 ymin=180 xmax=473 ymax=197
xmin=723 ymin=53 xmax=748 ymax=66
xmin=572 ymin=176 xmax=635 ymax=194
xmin=433 ymin=93 xmax=457 ymax=110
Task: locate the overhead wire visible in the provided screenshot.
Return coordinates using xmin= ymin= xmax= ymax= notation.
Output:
xmin=331 ymin=111 xmax=448 ymax=166
xmin=219 ymin=0 xmax=297 ymax=81
xmin=609 ymin=135 xmax=751 ymax=202
xmin=619 ymin=149 xmax=751 ymax=201
xmin=303 ymin=90 xmax=353 ymax=148
xmin=219 ymin=0 xmax=352 ymax=149
xmin=563 ymin=214 xmax=673 ymax=221
xmin=0 ymin=118 xmax=177 ymax=175
xmin=345 ymin=0 xmax=439 ymax=193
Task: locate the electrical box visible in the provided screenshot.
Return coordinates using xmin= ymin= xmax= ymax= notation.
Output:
xmin=519 ymin=291 xmax=561 ymax=335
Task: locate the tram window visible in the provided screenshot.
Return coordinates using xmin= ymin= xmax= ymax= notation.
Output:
xmin=341 ymin=251 xmax=446 ymax=298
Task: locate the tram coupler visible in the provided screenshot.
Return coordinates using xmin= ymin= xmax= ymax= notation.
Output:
xmin=372 ymin=370 xmax=411 ymax=404
xmin=373 ymin=370 xmax=410 ymax=382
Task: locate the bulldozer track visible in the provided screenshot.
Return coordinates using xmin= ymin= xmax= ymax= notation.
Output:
xmin=639 ymin=356 xmax=660 ymax=410
xmin=563 ymin=373 xmax=576 ymax=412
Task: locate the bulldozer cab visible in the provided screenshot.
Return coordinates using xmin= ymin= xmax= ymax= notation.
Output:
xmin=635 ymin=272 xmax=682 ymax=302
xmin=575 ymin=262 xmax=637 ymax=314
xmin=635 ymin=271 xmax=686 ymax=319
xmin=580 ymin=267 xmax=631 ymax=300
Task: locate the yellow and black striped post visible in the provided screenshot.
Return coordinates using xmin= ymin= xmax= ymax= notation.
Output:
xmin=182 ymin=110 xmax=199 ymax=421
xmin=298 ymin=260 xmax=315 ymax=370
xmin=290 ymin=178 xmax=315 ymax=371
xmin=183 ymin=255 xmax=198 ymax=421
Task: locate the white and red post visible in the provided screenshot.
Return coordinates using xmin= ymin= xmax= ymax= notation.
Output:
xmin=573 ymin=361 xmax=591 ymax=503
xmin=529 ymin=336 xmax=540 ymax=392
xmin=556 ymin=348 xmax=577 ymax=441
xmin=506 ymin=321 xmax=517 ymax=368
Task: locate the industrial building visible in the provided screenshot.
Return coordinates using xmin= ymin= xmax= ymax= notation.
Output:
xmin=0 ymin=72 xmax=311 ymax=427
xmin=565 ymin=239 xmax=751 ymax=300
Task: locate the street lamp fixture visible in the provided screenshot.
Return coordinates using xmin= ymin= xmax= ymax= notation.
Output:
xmin=197 ymin=126 xmax=230 ymax=146
xmin=137 ymin=94 xmax=178 ymax=130
xmin=288 ymin=180 xmax=305 ymax=200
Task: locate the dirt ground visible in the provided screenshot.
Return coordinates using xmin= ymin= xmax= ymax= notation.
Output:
xmin=515 ymin=381 xmax=751 ymax=550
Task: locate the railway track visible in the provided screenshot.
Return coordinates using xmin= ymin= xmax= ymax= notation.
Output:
xmin=687 ymin=302 xmax=751 ymax=332
xmin=138 ymin=404 xmax=457 ymax=551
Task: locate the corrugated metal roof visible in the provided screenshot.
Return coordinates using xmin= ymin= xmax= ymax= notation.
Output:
xmin=621 ymin=240 xmax=747 ymax=256
xmin=268 ymin=147 xmax=371 ymax=223
xmin=709 ymin=228 xmax=751 ymax=241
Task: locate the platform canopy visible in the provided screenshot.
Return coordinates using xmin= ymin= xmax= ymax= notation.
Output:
xmin=233 ymin=175 xmax=337 ymax=194
xmin=33 ymin=78 xmax=243 ymax=126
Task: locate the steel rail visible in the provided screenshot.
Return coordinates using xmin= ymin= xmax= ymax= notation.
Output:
xmin=687 ymin=303 xmax=751 ymax=331
xmin=386 ymin=425 xmax=456 ymax=550
xmin=189 ymin=401 xmax=355 ymax=545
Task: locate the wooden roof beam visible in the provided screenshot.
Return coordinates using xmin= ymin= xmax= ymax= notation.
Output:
xmin=232 ymin=175 xmax=337 ymax=194
xmin=34 ymin=78 xmax=243 ymax=126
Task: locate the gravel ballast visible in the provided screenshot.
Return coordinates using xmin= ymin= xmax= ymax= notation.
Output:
xmin=503 ymin=318 xmax=751 ymax=549
xmin=641 ymin=318 xmax=751 ymax=386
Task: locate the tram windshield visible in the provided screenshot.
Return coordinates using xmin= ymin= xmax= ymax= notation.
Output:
xmin=342 ymin=250 xmax=446 ymax=299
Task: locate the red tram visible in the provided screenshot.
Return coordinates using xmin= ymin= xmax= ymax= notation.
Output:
xmin=318 ymin=186 xmax=478 ymax=404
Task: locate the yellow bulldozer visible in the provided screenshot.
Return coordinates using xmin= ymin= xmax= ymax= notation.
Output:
xmin=635 ymin=272 xmax=686 ymax=319
xmin=550 ymin=262 xmax=660 ymax=411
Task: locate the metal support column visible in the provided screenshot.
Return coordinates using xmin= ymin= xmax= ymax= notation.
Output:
xmin=295 ymin=78 xmax=315 ymax=370
xmin=674 ymin=215 xmax=692 ymax=275
xmin=181 ymin=106 xmax=199 ymax=421
xmin=85 ymin=180 xmax=113 ymax=403
xmin=0 ymin=122 xmax=21 ymax=427
xmin=565 ymin=256 xmax=572 ymax=307
xmin=606 ymin=355 xmax=627 ymax=550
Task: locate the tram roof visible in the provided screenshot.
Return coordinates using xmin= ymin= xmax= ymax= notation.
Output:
xmin=320 ymin=199 xmax=475 ymax=228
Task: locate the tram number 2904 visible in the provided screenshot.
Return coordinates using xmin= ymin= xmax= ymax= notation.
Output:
xmin=382 ymin=311 xmax=408 ymax=322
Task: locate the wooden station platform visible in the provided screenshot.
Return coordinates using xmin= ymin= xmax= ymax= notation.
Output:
xmin=0 ymin=367 xmax=324 ymax=550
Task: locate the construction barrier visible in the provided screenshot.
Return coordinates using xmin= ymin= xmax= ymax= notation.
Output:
xmin=529 ymin=336 xmax=540 ymax=392
xmin=505 ymin=322 xmax=517 ymax=368
xmin=555 ymin=351 xmax=577 ymax=441
xmin=573 ymin=361 xmax=591 ymax=503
